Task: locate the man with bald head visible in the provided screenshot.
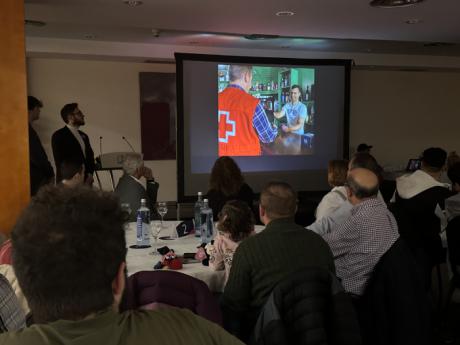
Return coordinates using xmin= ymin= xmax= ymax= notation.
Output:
xmin=323 ymin=168 xmax=399 ymax=296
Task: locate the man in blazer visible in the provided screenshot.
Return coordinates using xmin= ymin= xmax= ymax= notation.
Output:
xmin=114 ymin=153 xmax=159 ymax=221
xmin=28 ymin=96 xmax=55 ymax=195
xmin=51 ymin=103 xmax=95 ymax=184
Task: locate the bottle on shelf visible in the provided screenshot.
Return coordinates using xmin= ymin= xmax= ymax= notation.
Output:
xmin=200 ymin=199 xmax=214 ymax=244
xmin=194 ymin=192 xmax=204 ymax=238
xmin=305 ymin=85 xmax=310 ymax=101
xmin=136 ymin=198 xmax=150 ymax=246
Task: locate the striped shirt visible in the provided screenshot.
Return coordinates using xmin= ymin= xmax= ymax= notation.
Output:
xmin=227 ymin=85 xmax=277 ymax=143
xmin=323 ymin=197 xmax=399 ymax=295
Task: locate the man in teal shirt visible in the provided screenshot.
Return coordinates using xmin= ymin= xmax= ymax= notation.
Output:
xmin=274 ymin=85 xmax=308 ymax=135
xmin=1 ymin=186 xmax=242 ymax=345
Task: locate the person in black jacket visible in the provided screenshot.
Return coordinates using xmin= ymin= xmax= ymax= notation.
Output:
xmin=51 ymin=103 xmax=95 ymax=185
xmin=28 ymin=96 xmax=54 ymax=196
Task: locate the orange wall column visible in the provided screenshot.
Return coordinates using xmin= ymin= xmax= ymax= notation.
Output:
xmin=0 ymin=0 xmax=29 ymax=234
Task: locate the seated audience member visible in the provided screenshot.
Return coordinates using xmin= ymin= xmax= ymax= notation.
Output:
xmin=59 ymin=158 xmax=85 ymax=188
xmin=114 ymin=153 xmax=158 ymax=221
xmin=446 ymin=162 xmax=460 ymax=221
xmin=0 ymin=265 xmax=29 ymax=316
xmin=207 ymin=156 xmax=254 ymax=219
xmin=1 ymin=186 xmax=242 ymax=345
xmin=447 ymin=151 xmax=460 ymax=169
xmin=221 ymin=181 xmax=334 ymax=340
xmin=0 ymin=274 xmax=26 ymax=333
xmin=392 ymin=147 xmax=453 ymax=268
xmin=308 ymin=152 xmax=384 ymax=235
xmin=315 ymin=159 xmax=348 ymax=220
xmin=206 ymin=200 xmax=255 ymax=284
xmin=323 ymin=168 xmax=399 ymax=296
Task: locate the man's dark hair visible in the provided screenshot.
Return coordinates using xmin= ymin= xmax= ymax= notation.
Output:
xmin=260 ymin=181 xmax=297 ymax=219
xmin=422 ymin=147 xmax=447 ymax=172
xmin=27 ymin=96 xmax=42 ymax=111
xmin=59 ymin=157 xmax=84 ymax=182
xmin=60 ymin=103 xmax=78 ymax=123
xmin=12 ymin=186 xmax=126 ymax=323
xmin=448 ymin=162 xmax=460 ymax=186
xmin=346 ymin=174 xmax=379 ymax=199
xmin=350 ymin=152 xmax=383 ymax=182
xmin=291 ymin=84 xmax=302 ymax=94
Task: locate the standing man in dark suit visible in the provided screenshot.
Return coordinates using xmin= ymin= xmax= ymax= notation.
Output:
xmin=51 ymin=103 xmax=95 ymax=185
xmin=28 ymin=96 xmax=54 ymax=196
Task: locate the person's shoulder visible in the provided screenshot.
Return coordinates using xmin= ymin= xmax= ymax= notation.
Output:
xmin=124 ymin=309 xmax=243 ymax=344
xmin=51 ymin=126 xmax=67 ymax=137
xmin=0 ymin=326 xmax=45 ymax=345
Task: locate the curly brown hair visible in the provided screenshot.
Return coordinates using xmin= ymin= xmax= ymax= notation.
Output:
xmin=217 ymin=200 xmax=255 ymax=242
xmin=209 ymin=156 xmax=244 ymax=197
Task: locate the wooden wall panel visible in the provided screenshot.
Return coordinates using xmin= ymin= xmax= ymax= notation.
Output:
xmin=0 ymin=0 xmax=29 ymax=234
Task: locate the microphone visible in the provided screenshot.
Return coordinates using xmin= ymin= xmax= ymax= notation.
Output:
xmin=122 ymin=136 xmax=136 ymax=152
xmin=99 ymin=136 xmax=103 ymax=157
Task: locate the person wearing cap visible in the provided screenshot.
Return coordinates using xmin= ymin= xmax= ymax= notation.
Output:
xmin=356 ymin=143 xmax=372 ymax=154
xmin=392 ymin=147 xmax=454 ymax=277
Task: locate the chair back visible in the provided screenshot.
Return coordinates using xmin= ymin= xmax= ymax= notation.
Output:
xmin=0 ymin=240 xmax=12 ymax=265
xmin=359 ymin=237 xmax=430 ymax=345
xmin=121 ymin=270 xmax=222 ymax=325
xmin=446 ymin=216 xmax=460 ymax=278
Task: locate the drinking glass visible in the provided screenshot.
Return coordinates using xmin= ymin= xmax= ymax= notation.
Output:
xmin=157 ymin=202 xmax=168 ymax=226
xmin=149 ymin=221 xmax=162 ymax=255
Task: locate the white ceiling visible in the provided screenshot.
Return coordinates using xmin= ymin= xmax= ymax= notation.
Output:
xmin=24 ymin=0 xmax=460 ymax=57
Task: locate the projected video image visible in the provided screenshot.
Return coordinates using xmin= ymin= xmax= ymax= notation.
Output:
xmin=218 ymin=64 xmax=315 ymax=157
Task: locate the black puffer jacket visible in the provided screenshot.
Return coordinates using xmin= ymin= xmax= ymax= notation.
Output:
xmin=251 ymin=266 xmax=361 ymax=345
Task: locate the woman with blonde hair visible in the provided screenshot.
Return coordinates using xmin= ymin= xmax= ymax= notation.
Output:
xmin=315 ymin=159 xmax=349 ymax=220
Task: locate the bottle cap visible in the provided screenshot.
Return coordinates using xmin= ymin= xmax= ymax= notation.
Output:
xmin=198 ymin=192 xmax=202 ymax=196
xmin=141 ymin=198 xmax=146 ymax=203
xmin=203 ymin=198 xmax=208 ymax=202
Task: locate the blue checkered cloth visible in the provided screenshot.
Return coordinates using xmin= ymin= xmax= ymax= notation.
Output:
xmin=0 ymin=274 xmax=26 ymax=332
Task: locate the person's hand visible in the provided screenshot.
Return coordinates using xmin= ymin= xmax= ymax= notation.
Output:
xmin=85 ymin=174 xmax=94 ymax=186
xmin=281 ymin=124 xmax=289 ymax=133
xmin=142 ymin=167 xmax=153 ymax=180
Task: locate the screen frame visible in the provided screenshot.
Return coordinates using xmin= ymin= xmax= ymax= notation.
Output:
xmin=175 ymin=52 xmax=352 ymax=202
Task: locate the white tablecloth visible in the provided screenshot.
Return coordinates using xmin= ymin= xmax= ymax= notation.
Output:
xmin=126 ymin=221 xmax=264 ymax=293
xmin=126 ymin=221 xmax=225 ymax=292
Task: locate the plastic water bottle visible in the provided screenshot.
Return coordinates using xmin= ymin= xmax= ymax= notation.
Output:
xmin=136 ymin=198 xmax=150 ymax=246
xmin=194 ymin=192 xmax=204 ymax=238
xmin=200 ymin=199 xmax=214 ymax=244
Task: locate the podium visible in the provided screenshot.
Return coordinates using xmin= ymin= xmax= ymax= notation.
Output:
xmin=94 ymin=152 xmax=142 ymax=190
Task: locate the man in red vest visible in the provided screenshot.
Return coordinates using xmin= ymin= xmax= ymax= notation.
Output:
xmin=218 ymin=65 xmax=278 ymax=156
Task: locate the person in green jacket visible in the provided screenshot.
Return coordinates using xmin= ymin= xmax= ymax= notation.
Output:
xmin=221 ymin=181 xmax=335 ymax=340
xmin=0 ymin=186 xmax=242 ymax=345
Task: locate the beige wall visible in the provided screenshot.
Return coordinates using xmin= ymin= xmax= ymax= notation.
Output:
xmin=27 ymin=58 xmax=177 ymax=201
xmin=350 ymin=69 xmax=460 ymax=170
xmin=27 ymin=58 xmax=460 ymax=201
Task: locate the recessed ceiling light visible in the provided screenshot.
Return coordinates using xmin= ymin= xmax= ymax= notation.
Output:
xmin=370 ymin=0 xmax=425 ymax=8
xmin=276 ymin=11 xmax=295 ymax=17
xmin=405 ymin=18 xmax=422 ymax=24
xmin=123 ymin=0 xmax=143 ymax=6
xmin=25 ymin=20 xmax=46 ymax=27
